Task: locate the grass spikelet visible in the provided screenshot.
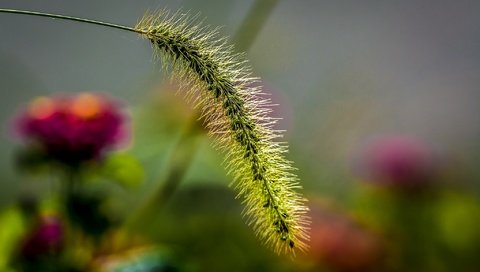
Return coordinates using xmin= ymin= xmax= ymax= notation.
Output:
xmin=135 ymin=11 xmax=309 ymax=254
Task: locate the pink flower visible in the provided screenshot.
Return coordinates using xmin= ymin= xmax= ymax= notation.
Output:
xmin=20 ymin=216 xmax=64 ymax=258
xmin=14 ymin=93 xmax=128 ymax=164
xmin=306 ymin=199 xmax=385 ymax=272
xmin=355 ymin=136 xmax=436 ymax=189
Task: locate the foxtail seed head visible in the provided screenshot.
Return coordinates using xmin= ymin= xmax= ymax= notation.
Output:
xmin=136 ymin=11 xmax=309 ymax=254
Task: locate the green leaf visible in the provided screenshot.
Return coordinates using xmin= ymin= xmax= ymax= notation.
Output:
xmin=0 ymin=207 xmax=26 ymax=270
xmin=102 ymin=153 xmax=145 ymax=188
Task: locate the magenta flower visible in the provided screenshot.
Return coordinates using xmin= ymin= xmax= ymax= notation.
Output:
xmin=14 ymin=93 xmax=128 ymax=164
xmin=355 ymin=136 xmax=436 ymax=189
xmin=20 ymin=216 xmax=64 ymax=258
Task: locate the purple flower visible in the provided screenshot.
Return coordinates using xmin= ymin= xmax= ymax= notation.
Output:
xmin=14 ymin=93 xmax=128 ymax=164
xmin=20 ymin=216 xmax=64 ymax=258
xmin=355 ymin=136 xmax=435 ymax=189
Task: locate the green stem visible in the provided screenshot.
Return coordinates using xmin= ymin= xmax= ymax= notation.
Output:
xmin=124 ymin=118 xmax=203 ymax=229
xmin=232 ymin=0 xmax=279 ymax=52
xmin=62 ymin=166 xmax=79 ymax=205
xmin=0 ymin=8 xmax=142 ymax=34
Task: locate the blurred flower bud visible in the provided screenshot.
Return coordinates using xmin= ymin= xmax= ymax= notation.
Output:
xmin=306 ymin=199 xmax=385 ymax=272
xmin=354 ymin=136 xmax=436 ymax=190
xmin=13 ymin=93 xmax=128 ymax=165
xmin=20 ymin=215 xmax=63 ymax=258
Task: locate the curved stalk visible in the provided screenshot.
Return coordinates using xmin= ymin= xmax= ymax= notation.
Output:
xmin=0 ymin=9 xmax=140 ymax=33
